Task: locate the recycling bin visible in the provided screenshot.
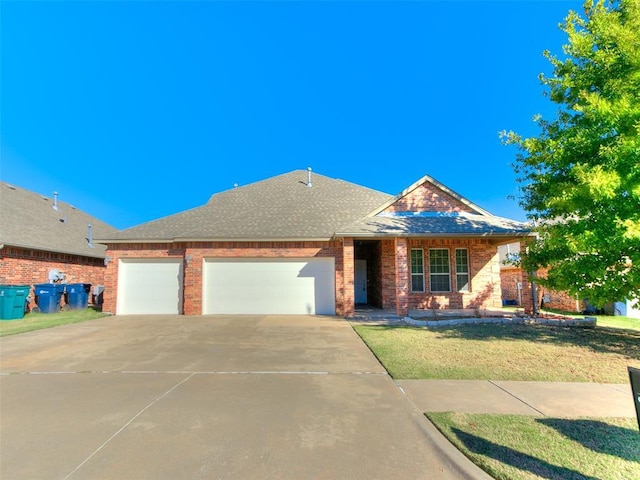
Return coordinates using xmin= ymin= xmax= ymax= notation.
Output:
xmin=0 ymin=285 xmax=30 ymax=320
xmin=66 ymin=283 xmax=91 ymax=310
xmin=629 ymin=366 xmax=640 ymax=431
xmin=34 ymin=283 xmax=65 ymax=314
xmin=92 ymin=285 xmax=105 ymax=306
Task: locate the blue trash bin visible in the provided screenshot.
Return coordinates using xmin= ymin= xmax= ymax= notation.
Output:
xmin=34 ymin=283 xmax=65 ymax=313
xmin=66 ymin=283 xmax=91 ymax=310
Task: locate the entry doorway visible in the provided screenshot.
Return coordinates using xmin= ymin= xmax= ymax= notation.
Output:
xmin=354 ymin=240 xmax=382 ymax=308
xmin=355 ymin=259 xmax=367 ymax=304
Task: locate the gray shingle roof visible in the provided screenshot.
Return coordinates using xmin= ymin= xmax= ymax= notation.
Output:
xmin=98 ymin=170 xmax=394 ymax=242
xmin=336 ymin=212 xmax=531 ymax=238
xmin=0 ymin=182 xmax=118 ymax=258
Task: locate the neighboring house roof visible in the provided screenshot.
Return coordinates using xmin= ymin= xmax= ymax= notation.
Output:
xmin=97 ymin=170 xmax=394 ymax=243
xmin=96 ymin=169 xmax=532 ymax=244
xmin=0 ymin=182 xmax=118 ymax=258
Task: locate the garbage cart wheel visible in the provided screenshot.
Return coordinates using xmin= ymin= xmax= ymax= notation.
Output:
xmin=31 ymin=306 xmax=41 ymax=314
xmin=61 ymin=304 xmax=71 ymax=312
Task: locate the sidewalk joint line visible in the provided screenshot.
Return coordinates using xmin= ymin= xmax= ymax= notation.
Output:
xmin=63 ymin=372 xmax=196 ymax=480
xmin=488 ymin=380 xmax=546 ymax=416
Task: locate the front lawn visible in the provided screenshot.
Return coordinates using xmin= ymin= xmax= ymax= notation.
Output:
xmin=427 ymin=412 xmax=640 ymax=480
xmin=353 ymin=323 xmax=640 ymax=383
xmin=0 ymin=308 xmax=109 ymax=336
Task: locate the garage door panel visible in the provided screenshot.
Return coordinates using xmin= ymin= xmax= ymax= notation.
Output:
xmin=204 ymin=258 xmax=335 ymax=315
xmin=117 ymin=259 xmax=183 ymax=315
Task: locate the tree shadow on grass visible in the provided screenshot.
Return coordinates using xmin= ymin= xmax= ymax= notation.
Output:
xmin=537 ymin=418 xmax=640 ymax=462
xmin=451 ymin=427 xmax=598 ymax=480
xmin=372 ymin=323 xmax=640 ymax=359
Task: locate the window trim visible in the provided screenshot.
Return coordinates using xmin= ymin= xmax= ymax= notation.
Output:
xmin=429 ymin=248 xmax=451 ymax=293
xmin=410 ymin=248 xmax=425 ymax=293
xmin=455 ymin=248 xmax=470 ymax=293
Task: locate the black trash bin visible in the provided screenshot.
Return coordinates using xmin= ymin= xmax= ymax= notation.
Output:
xmin=66 ymin=283 xmax=91 ymax=310
xmin=629 ymin=366 xmax=640 ymax=431
xmin=34 ymin=283 xmax=65 ymax=313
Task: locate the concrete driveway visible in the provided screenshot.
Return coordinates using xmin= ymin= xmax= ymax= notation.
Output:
xmin=0 ymin=315 xmax=484 ymax=480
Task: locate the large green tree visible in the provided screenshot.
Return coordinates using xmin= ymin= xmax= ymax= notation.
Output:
xmin=501 ymin=0 xmax=640 ymax=307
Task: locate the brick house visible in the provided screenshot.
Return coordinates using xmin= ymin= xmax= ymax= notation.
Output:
xmin=0 ymin=181 xmax=117 ymax=309
xmin=97 ymin=170 xmax=532 ymax=317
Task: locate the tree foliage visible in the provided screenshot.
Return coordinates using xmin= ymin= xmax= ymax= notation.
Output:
xmin=501 ymin=0 xmax=640 ymax=306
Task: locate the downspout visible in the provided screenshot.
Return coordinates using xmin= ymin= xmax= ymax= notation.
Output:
xmin=530 ymin=270 xmax=539 ymax=316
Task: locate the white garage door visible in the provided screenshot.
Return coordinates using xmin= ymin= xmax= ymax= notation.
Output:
xmin=117 ymin=259 xmax=183 ymax=315
xmin=203 ymin=258 xmax=335 ymax=315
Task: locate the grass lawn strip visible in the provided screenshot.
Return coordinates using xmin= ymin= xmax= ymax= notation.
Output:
xmin=353 ymin=324 xmax=640 ymax=383
xmin=426 ymin=412 xmax=640 ymax=480
xmin=0 ymin=309 xmax=109 ymax=336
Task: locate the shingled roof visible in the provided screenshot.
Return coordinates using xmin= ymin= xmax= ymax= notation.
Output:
xmin=0 ymin=182 xmax=118 ymax=258
xmin=98 ymin=170 xmax=394 ymax=242
xmin=336 ymin=212 xmax=530 ymax=238
xmin=96 ymin=170 xmax=531 ymax=243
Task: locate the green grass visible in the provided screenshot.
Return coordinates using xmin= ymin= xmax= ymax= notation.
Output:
xmin=353 ymin=323 xmax=640 ymax=383
xmin=0 ymin=308 xmax=109 ymax=336
xmin=502 ymin=307 xmax=640 ymax=332
xmin=426 ymin=412 xmax=640 ymax=480
xmin=591 ymin=315 xmax=640 ymax=331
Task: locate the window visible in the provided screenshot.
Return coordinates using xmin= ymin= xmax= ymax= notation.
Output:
xmin=455 ymin=249 xmax=470 ymax=292
xmin=410 ymin=249 xmax=425 ymax=292
xmin=429 ymin=249 xmax=450 ymax=292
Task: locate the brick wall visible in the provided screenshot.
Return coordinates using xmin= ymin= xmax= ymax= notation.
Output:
xmin=382 ymin=182 xmax=475 ymax=214
xmin=500 ymin=266 xmax=582 ymax=313
xmin=103 ymin=241 xmax=344 ymax=315
xmin=0 ymin=246 xmax=106 ymax=309
xmin=382 ymin=238 xmax=502 ymax=313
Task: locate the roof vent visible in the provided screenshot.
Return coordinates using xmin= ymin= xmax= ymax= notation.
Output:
xmin=53 ymin=191 xmax=59 ymax=210
xmin=307 ymin=167 xmax=312 ymax=188
xmin=87 ymin=224 xmax=94 ymax=248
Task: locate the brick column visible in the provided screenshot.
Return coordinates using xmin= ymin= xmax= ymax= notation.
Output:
xmin=394 ymin=238 xmax=409 ymax=317
xmin=342 ymin=238 xmax=355 ymax=317
xmin=182 ymin=248 xmax=202 ymax=315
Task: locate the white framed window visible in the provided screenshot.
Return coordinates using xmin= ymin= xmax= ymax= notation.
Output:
xmin=455 ymin=248 xmax=470 ymax=292
xmin=429 ymin=249 xmax=450 ymax=292
xmin=410 ymin=249 xmax=425 ymax=292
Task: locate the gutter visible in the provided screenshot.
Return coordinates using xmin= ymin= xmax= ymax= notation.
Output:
xmin=96 ymin=237 xmax=335 ymax=244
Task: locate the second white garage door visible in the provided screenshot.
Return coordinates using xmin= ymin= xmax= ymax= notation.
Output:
xmin=203 ymin=258 xmax=335 ymax=315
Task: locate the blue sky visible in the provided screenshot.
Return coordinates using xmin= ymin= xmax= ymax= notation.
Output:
xmin=1 ymin=0 xmax=582 ymax=230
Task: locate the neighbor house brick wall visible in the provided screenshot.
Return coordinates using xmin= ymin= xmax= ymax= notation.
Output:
xmin=503 ymin=266 xmax=581 ymax=314
xmin=500 ymin=267 xmax=523 ymax=305
xmin=103 ymin=241 xmax=345 ymax=316
xmin=381 ymin=183 xmax=475 ymax=214
xmin=0 ymin=246 xmax=106 ymax=310
xmin=381 ymin=238 xmax=502 ymax=312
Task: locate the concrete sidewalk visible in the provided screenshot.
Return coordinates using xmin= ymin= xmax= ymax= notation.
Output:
xmin=397 ymin=379 xmax=637 ymax=418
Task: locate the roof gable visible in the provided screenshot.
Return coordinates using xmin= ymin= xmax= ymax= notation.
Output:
xmin=371 ymin=174 xmax=492 ymax=217
xmin=0 ymin=182 xmax=118 ymax=258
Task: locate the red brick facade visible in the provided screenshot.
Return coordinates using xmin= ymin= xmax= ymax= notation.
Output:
xmin=500 ymin=266 xmax=581 ymax=313
xmin=0 ymin=246 xmax=106 ymax=309
xmin=102 ymin=241 xmax=348 ymax=316
xmin=379 ymin=238 xmax=502 ymax=315
xmin=382 ymin=182 xmax=475 ymax=214
xmin=102 ymin=177 xmax=523 ymax=317
xmin=102 ymin=236 xmax=506 ymax=317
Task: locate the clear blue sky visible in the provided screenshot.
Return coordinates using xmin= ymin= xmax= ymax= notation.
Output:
xmin=1 ymin=0 xmax=582 ymax=230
